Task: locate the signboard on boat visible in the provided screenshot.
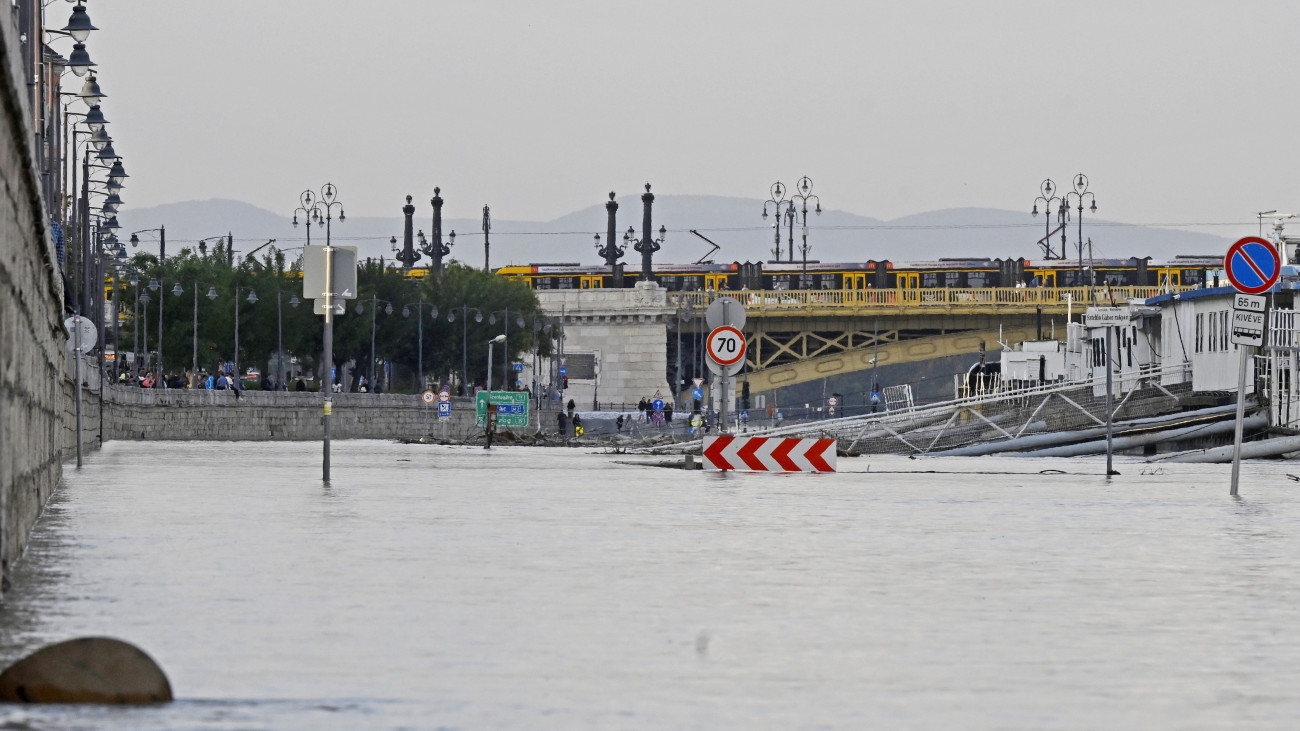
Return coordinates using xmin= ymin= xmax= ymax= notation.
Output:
xmin=1084 ymin=307 xmax=1130 ymax=328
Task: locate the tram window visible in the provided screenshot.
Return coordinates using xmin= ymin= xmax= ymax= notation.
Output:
xmin=535 ymin=277 xmax=553 ymax=290
xmin=967 ymin=273 xmax=987 ymax=288
xmin=945 ymin=272 xmax=962 ymax=288
xmin=558 ymin=277 xmax=573 ymax=290
xmin=798 ymin=274 xmax=816 ymax=289
xmin=820 ymin=274 xmax=837 ymax=289
xmin=1182 ymin=269 xmax=1202 ymax=285
xmin=1104 ymin=273 xmax=1128 ymax=287
xmin=922 ymin=273 xmax=940 ymax=288
xmin=772 ymin=275 xmax=790 ymax=291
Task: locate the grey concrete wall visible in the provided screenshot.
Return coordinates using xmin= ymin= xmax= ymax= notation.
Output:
xmin=99 ymin=388 xmax=529 ymax=442
xmin=0 ymin=9 xmax=69 ymax=582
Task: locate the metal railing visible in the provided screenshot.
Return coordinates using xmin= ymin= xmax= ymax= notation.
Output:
xmin=667 ymin=286 xmax=1192 ymax=312
xmin=1269 ymin=308 xmax=1300 ymax=349
xmin=634 ymin=361 xmax=1194 ymax=455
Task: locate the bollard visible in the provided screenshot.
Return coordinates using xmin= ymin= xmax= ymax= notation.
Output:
xmin=0 ymin=637 xmax=172 ymax=704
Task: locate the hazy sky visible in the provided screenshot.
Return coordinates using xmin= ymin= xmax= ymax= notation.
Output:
xmin=86 ymin=0 xmax=1298 ymax=232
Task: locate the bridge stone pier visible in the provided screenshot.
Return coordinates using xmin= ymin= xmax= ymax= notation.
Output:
xmin=536 ymin=282 xmax=672 ymax=407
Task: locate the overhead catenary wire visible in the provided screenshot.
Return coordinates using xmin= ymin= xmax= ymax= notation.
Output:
xmin=157 ymin=220 xmax=1258 ymax=245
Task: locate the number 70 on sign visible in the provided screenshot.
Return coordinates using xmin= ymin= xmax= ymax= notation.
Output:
xmin=707 ymin=325 xmax=747 ymax=366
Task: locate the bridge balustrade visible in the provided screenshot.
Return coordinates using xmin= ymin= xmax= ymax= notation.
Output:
xmin=667 ymin=286 xmax=1189 ymax=312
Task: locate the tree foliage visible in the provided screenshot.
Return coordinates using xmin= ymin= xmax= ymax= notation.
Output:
xmin=115 ymin=243 xmax=548 ymax=392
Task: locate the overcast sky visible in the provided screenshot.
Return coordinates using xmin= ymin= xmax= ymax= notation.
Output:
xmin=86 ymin=0 xmax=1298 ymax=233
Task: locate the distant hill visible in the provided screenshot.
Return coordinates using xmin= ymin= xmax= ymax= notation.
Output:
xmin=114 ymin=197 xmax=1231 ymax=267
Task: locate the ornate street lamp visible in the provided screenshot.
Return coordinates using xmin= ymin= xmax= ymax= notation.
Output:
xmin=421 ymin=187 xmax=454 ymax=275
xmin=595 ymin=192 xmax=626 ymax=285
xmin=762 ymin=181 xmax=796 ymax=262
xmin=1062 ymin=174 xmax=1098 ymax=292
xmin=1031 ymin=179 xmax=1069 ymax=260
xmin=620 ymin=184 xmax=666 ymax=281
xmin=789 ymin=176 xmax=822 ymax=278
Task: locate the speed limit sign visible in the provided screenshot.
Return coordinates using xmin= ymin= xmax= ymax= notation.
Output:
xmin=707 ymin=325 xmax=747 ymax=367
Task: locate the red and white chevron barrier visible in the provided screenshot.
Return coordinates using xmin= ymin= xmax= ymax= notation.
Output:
xmin=702 ymin=436 xmax=837 ymax=473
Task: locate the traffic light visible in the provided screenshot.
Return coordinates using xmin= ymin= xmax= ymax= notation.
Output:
xmin=741 ymin=381 xmax=751 ymax=410
xmin=563 ymin=376 xmax=569 ymax=390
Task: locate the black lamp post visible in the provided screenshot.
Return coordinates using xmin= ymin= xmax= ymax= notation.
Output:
xmin=292 ymin=190 xmax=326 ymax=247
xmin=355 ymin=295 xmax=393 ymax=391
xmin=129 ymin=225 xmax=166 ymax=263
xmin=395 ymin=195 xmax=420 ymax=270
xmin=402 ymin=300 xmax=439 ymax=389
xmin=482 ymin=205 xmax=492 ymax=273
xmin=595 ymin=192 xmax=625 ymax=285
xmin=276 ymin=289 xmax=300 ymax=389
xmin=1062 ymin=174 xmax=1098 ymax=291
xmin=1030 ymin=179 xmax=1069 ymax=260
xmin=789 ymin=176 xmax=821 ymax=278
xmin=762 ymin=182 xmax=796 ymax=262
xmin=448 ymin=305 xmax=484 ymax=396
xmin=422 ymin=188 xmax=454 ymax=275
xmin=622 ymin=184 xmax=665 ymax=282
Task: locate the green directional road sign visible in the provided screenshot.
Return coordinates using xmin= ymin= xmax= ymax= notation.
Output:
xmin=476 ymin=391 xmax=529 ymax=428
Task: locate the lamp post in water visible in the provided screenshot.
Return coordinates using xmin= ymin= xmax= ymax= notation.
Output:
xmin=294 ymin=183 xmax=345 ymax=481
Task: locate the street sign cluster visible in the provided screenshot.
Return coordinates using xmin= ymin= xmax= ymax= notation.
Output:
xmin=475 ymin=391 xmax=529 ymax=428
xmin=1223 ymin=235 xmax=1281 ymax=496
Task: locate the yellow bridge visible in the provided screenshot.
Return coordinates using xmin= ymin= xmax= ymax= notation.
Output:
xmin=664 ymin=285 xmax=1194 ymax=393
xmin=666 ymin=285 xmax=1189 ymax=317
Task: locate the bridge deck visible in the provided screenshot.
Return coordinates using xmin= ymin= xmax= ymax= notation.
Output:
xmin=667 ymin=285 xmax=1189 ymax=316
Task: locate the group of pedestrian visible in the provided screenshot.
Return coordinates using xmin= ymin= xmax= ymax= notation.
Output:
xmin=635 ymin=397 xmax=673 ymax=424
xmin=556 ymin=410 xmax=583 ymax=437
xmin=117 ymin=371 xmax=191 ymax=389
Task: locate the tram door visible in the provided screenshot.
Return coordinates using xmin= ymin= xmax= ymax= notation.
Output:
xmin=1157 ymin=268 xmax=1180 ymax=292
xmin=845 ymin=273 xmax=868 ymax=303
xmin=580 ymin=276 xmax=603 ymax=289
xmin=898 ymin=272 xmax=920 ymax=303
xmin=1037 ymin=270 xmax=1057 ymax=288
xmin=705 ymin=273 xmax=728 ymax=292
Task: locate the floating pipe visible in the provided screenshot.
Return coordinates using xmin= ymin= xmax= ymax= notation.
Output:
xmin=1012 ymin=413 xmax=1266 ymax=458
xmin=927 ymin=403 xmax=1242 ymax=457
xmin=1151 ymin=434 xmax=1300 ymax=463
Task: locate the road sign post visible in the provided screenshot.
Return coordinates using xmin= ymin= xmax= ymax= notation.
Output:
xmin=1086 ymin=307 xmax=1129 ymax=476
xmin=476 ymin=390 xmax=529 ymax=428
xmin=303 ymin=244 xmax=359 ymax=483
xmin=1224 ymin=237 xmax=1280 ymax=496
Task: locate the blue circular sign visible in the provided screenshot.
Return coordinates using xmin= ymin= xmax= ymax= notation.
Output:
xmin=691 ymin=388 xmax=704 ymax=400
xmin=652 ymin=399 xmax=665 ymax=411
xmin=1225 ymin=236 xmax=1281 ymax=295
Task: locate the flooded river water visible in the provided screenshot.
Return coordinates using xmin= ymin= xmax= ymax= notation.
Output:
xmin=1 ymin=441 xmax=1299 ymax=729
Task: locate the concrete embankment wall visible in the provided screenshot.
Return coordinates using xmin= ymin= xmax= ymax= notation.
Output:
xmin=0 ymin=9 xmax=70 ymax=581
xmin=101 ymin=388 xmax=499 ymax=441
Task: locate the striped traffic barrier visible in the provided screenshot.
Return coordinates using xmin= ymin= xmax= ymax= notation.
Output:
xmin=702 ymin=436 xmax=837 ymax=473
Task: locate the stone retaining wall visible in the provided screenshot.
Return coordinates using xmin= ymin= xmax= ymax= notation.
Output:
xmin=0 ymin=8 xmax=69 ymax=582
xmin=100 ymin=387 xmax=519 ymax=441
